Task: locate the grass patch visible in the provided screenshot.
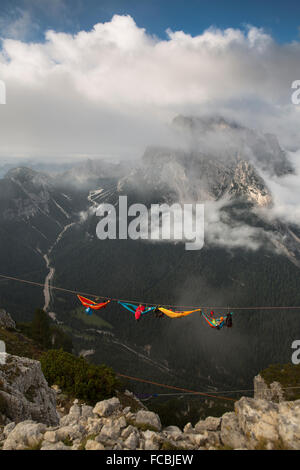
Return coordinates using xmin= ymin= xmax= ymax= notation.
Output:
xmin=116 ymin=391 xmax=144 ymax=413
xmin=63 ymin=437 xmax=73 ymax=447
xmin=74 ymin=310 xmax=113 ymax=330
xmin=78 ymin=434 xmax=97 ymax=451
xmin=161 ymin=441 xmax=186 ymax=451
xmin=0 ymin=328 xmax=43 ymax=360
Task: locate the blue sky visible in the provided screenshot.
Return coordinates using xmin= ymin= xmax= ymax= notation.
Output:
xmin=0 ymin=0 xmax=300 ymax=43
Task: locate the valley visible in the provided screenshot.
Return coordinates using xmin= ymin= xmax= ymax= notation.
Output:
xmin=0 ymin=116 xmax=300 ymax=400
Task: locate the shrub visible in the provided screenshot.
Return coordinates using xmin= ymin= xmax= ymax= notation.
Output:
xmin=40 ymin=349 xmax=118 ymax=404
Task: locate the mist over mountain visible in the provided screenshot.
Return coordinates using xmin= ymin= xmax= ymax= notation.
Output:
xmin=1 ymin=115 xmax=300 ymax=394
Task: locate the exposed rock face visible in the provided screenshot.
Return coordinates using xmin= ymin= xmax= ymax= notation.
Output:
xmin=229 ymin=160 xmax=272 ymax=207
xmin=0 ymin=356 xmax=299 ymax=451
xmin=254 ymin=374 xmax=285 ymax=402
xmin=93 ymin=397 xmax=121 ymax=417
xmin=1 ymin=393 xmax=300 ymax=451
xmin=0 ymin=354 xmax=58 ymax=426
xmin=0 ymin=310 xmax=16 ymax=330
xmin=118 ymin=146 xmax=273 ymax=208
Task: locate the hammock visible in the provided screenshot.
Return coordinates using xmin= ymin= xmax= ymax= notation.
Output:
xmin=158 ymin=307 xmax=201 ymax=319
xmin=118 ymin=302 xmax=155 ymax=315
xmin=77 ymin=295 xmax=110 ymax=311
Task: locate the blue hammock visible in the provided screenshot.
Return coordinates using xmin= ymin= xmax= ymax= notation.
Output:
xmin=118 ymin=301 xmax=155 ymax=315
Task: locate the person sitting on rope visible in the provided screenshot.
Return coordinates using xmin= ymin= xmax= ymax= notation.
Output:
xmin=135 ymin=304 xmax=145 ymax=321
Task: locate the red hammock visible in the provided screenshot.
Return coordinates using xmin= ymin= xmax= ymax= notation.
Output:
xmin=77 ymin=295 xmax=110 ymax=310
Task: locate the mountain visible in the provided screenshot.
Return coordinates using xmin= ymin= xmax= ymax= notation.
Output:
xmin=0 ymin=116 xmax=300 ymax=397
xmin=173 ymin=115 xmax=294 ymax=177
xmin=118 ymin=145 xmax=273 ymax=207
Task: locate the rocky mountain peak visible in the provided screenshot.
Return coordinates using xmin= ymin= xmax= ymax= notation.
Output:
xmin=173 ymin=114 xmax=294 ymax=177
xmin=5 ymin=167 xmax=52 ymax=189
xmin=118 ymin=144 xmax=272 ymax=207
xmin=229 ymin=160 xmax=272 ymax=207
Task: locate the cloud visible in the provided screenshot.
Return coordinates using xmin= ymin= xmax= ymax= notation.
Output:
xmin=257 ymin=150 xmax=300 ymax=225
xmin=0 ymin=8 xmax=39 ymax=41
xmin=0 ymin=15 xmax=300 ymax=159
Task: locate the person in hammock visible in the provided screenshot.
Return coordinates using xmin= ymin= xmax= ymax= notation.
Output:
xmin=225 ymin=313 xmax=233 ymax=328
xmin=154 ymin=307 xmax=164 ymax=319
xmin=135 ymin=304 xmax=145 ymax=321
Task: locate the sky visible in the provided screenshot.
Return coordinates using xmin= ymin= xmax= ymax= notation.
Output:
xmin=1 ymin=0 xmax=300 ymax=43
xmin=1 ymin=0 xmax=300 ymax=160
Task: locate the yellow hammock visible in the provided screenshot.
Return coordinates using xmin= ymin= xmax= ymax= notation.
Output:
xmin=158 ymin=307 xmax=201 ymax=319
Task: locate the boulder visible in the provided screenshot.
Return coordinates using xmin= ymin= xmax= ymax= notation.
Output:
xmin=183 ymin=422 xmax=193 ymax=433
xmin=220 ymin=412 xmax=247 ymax=449
xmin=195 ymin=416 xmax=221 ymax=432
xmin=3 ymin=421 xmax=46 ymax=450
xmin=81 ymin=405 xmax=94 ymax=420
xmin=85 ymin=439 xmax=105 ymax=451
xmin=235 ymin=397 xmax=279 ymax=447
xmin=254 ymin=374 xmax=284 ymax=402
xmin=188 ymin=432 xmax=208 ymax=447
xmin=277 ymin=400 xmax=300 ymax=450
xmin=135 ymin=410 xmax=162 ymax=431
xmin=0 ymin=354 xmax=58 ymax=426
xmin=121 ymin=425 xmax=136 ymax=439
xmin=40 ymin=441 xmax=71 ymax=450
xmin=142 ymin=429 xmax=162 ymax=450
xmin=99 ymin=421 xmax=121 ymax=440
xmin=93 ymin=397 xmax=120 ymax=417
xmin=55 ymin=424 xmax=84 ymax=442
xmin=60 ymin=403 xmax=81 ymax=426
xmin=3 ymin=422 xmax=15 ymax=438
xmin=164 ymin=425 xmax=182 ymax=435
xmin=124 ymin=432 xmax=139 ymax=449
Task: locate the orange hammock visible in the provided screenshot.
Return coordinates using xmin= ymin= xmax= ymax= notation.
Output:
xmin=158 ymin=307 xmax=201 ymax=319
xmin=77 ymin=295 xmax=110 ymax=311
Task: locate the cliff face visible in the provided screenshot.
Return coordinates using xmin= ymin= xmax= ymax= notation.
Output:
xmin=0 ymin=310 xmax=16 ymax=330
xmin=0 ymin=355 xmax=300 ymax=451
xmin=0 ymin=355 xmax=58 ymax=427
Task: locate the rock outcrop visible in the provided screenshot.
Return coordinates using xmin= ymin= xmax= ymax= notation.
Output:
xmin=1 ymin=393 xmax=300 ymax=450
xmin=254 ymin=374 xmax=285 ymax=402
xmin=0 ymin=354 xmax=58 ymax=426
xmin=0 ymin=310 xmax=16 ymax=330
xmin=0 ymin=354 xmax=300 ymax=451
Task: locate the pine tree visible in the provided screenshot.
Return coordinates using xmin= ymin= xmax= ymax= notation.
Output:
xmin=30 ymin=309 xmax=51 ymax=349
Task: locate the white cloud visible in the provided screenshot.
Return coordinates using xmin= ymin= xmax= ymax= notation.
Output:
xmin=257 ymin=150 xmax=300 ymax=225
xmin=0 ymin=8 xmax=39 ymax=41
xmin=0 ymin=15 xmax=300 ymax=159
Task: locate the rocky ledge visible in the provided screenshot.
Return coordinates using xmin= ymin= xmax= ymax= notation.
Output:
xmin=0 ymin=355 xmax=58 ymax=426
xmin=0 ymin=392 xmax=300 ymax=450
xmin=0 ymin=354 xmax=300 ymax=450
